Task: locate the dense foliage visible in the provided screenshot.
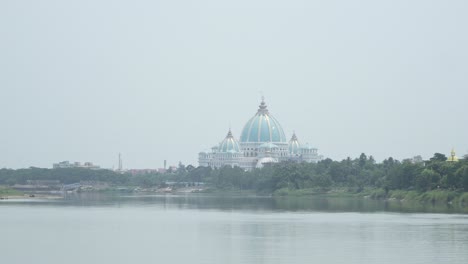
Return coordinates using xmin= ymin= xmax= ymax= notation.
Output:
xmin=1 ymin=153 xmax=468 ymax=194
xmin=195 ymin=153 xmax=468 ymax=193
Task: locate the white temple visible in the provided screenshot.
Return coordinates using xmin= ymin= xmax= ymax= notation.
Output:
xmin=198 ymin=98 xmax=322 ymax=170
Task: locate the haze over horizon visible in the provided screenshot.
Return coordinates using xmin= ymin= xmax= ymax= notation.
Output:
xmin=1 ymin=0 xmax=467 ymax=169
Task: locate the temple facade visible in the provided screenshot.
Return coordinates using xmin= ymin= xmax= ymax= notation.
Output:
xmin=198 ymin=99 xmax=322 ymax=170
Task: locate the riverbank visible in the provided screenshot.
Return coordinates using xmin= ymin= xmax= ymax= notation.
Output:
xmin=0 ymin=185 xmax=209 ymax=200
xmin=272 ymin=187 xmax=468 ymax=208
xmin=0 ymin=186 xmax=69 ymax=200
xmin=367 ymin=188 xmax=468 ymax=206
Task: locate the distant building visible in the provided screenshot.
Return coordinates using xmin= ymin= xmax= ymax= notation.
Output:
xmin=53 ymin=161 xmax=72 ymax=168
xmin=411 ymin=155 xmax=424 ymax=164
xmin=198 ymin=98 xmax=322 ymax=170
xmin=53 ymin=161 xmax=100 ymax=169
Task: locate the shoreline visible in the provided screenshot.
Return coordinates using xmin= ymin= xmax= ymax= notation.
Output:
xmin=2 ymin=186 xmax=468 ymax=210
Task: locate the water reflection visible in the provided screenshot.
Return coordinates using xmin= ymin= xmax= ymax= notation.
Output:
xmin=2 ymin=193 xmax=468 ymax=264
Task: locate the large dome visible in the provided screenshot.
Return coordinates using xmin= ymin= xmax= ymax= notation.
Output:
xmin=240 ymin=99 xmax=287 ymax=143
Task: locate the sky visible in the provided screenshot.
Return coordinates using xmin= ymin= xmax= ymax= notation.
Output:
xmin=1 ymin=0 xmax=467 ymax=169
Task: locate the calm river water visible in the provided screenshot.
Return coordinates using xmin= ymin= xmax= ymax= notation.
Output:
xmin=1 ymin=193 xmax=468 ymax=264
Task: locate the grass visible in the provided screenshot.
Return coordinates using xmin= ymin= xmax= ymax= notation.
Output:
xmin=0 ymin=186 xmax=23 ymax=196
xmin=458 ymin=192 xmax=468 ymax=206
xmin=389 ymin=190 xmax=420 ymax=201
xmin=417 ymin=190 xmax=458 ymax=204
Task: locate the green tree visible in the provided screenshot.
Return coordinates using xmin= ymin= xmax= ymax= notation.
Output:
xmin=430 ymin=153 xmax=447 ymax=162
xmin=415 ymin=169 xmax=440 ymax=191
xmin=457 ymin=166 xmax=468 ymax=191
xmin=359 ymin=153 xmax=367 ymax=168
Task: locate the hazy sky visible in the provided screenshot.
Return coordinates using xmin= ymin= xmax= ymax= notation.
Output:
xmin=1 ymin=0 xmax=467 ymax=169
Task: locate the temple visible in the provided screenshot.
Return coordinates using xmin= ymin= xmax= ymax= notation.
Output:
xmin=447 ymin=148 xmax=459 ymax=162
xmin=198 ymin=98 xmax=322 ymax=170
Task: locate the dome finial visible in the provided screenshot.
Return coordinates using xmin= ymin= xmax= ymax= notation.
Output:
xmin=257 ymin=95 xmax=269 ymax=114
xmin=226 ymin=128 xmax=233 ymax=138
xmin=291 ymin=131 xmax=298 ymax=141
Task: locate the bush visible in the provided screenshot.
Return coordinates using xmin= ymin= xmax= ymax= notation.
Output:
xmin=369 ymin=188 xmax=387 ymax=199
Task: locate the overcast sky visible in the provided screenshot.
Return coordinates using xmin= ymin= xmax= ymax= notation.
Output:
xmin=1 ymin=0 xmax=467 ymax=169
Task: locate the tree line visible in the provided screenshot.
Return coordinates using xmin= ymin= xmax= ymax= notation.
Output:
xmin=1 ymin=153 xmax=468 ymax=194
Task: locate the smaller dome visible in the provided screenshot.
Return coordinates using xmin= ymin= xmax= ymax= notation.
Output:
xmin=288 ymin=132 xmax=301 ymax=154
xmin=300 ymin=143 xmax=316 ymax=150
xmin=200 ymin=148 xmax=213 ymax=154
xmin=219 ymin=129 xmax=241 ymax=153
xmin=256 ymin=157 xmax=278 ymax=168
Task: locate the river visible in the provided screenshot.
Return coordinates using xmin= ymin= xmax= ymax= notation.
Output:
xmin=1 ymin=193 xmax=468 ymax=264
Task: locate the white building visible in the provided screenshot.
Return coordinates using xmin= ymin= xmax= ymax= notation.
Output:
xmin=198 ymin=99 xmax=322 ymax=170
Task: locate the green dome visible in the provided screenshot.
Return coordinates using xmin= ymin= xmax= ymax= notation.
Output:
xmin=219 ymin=129 xmax=241 ymax=153
xmin=240 ymin=100 xmax=287 ymax=143
xmin=300 ymin=143 xmax=316 ymax=150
